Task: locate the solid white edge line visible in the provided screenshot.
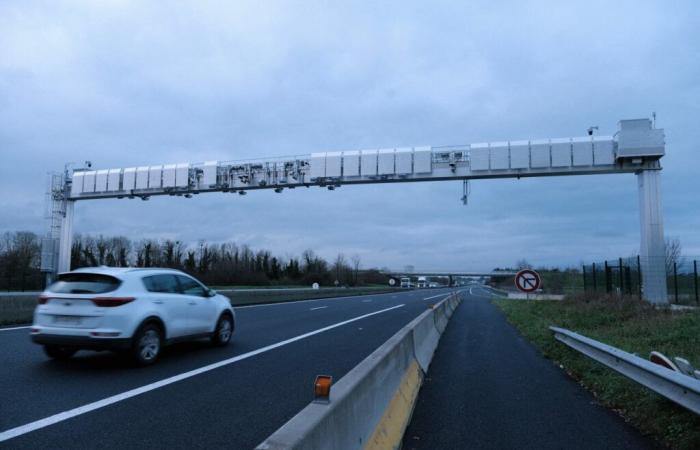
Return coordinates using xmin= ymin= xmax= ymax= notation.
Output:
xmin=423 ymin=292 xmax=450 ymax=300
xmin=0 ymin=326 xmax=31 ymax=332
xmin=309 ymin=306 xmax=328 ymax=310
xmin=0 ymin=304 xmax=406 ymax=443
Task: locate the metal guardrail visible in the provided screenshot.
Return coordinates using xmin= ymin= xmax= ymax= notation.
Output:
xmin=550 ymin=326 xmax=700 ymax=415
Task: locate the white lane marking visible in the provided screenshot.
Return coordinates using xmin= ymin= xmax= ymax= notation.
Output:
xmin=424 ymin=292 xmax=449 ymax=300
xmin=0 ymin=326 xmax=31 ymax=332
xmin=309 ymin=306 xmax=328 ymax=311
xmin=362 ymin=299 xmax=372 ymax=303
xmin=0 ymin=304 xmax=405 ymax=443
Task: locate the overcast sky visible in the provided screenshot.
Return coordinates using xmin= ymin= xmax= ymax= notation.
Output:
xmin=1 ymin=0 xmax=698 ymax=271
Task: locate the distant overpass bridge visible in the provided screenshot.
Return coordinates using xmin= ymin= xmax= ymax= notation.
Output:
xmin=384 ymin=271 xmax=517 ymax=286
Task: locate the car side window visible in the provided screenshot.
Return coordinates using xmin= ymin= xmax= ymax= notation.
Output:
xmin=143 ymin=274 xmax=180 ymax=293
xmin=176 ymin=275 xmax=208 ymax=297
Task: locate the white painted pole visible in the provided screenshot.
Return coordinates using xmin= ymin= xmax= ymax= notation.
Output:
xmin=637 ymin=169 xmax=667 ymax=303
xmin=57 ymin=200 xmax=75 ymax=274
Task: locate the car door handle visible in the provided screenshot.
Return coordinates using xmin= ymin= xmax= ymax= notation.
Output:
xmin=153 ymin=300 xmax=164 ymax=304
xmin=188 ymin=302 xmax=197 ymax=305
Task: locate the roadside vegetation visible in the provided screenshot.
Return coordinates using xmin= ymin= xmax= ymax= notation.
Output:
xmin=495 ymin=294 xmax=700 ymax=449
xmin=0 ymin=231 xmax=394 ymax=291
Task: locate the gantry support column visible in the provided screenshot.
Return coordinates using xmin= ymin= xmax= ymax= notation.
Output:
xmin=637 ymin=169 xmax=667 ymax=304
xmin=57 ymin=200 xmax=75 ymax=274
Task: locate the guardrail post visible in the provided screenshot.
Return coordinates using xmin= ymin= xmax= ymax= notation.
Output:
xmin=673 ymin=262 xmax=679 ymax=304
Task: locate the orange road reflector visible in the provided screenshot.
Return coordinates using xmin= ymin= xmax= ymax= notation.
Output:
xmin=313 ymin=375 xmax=332 ymax=403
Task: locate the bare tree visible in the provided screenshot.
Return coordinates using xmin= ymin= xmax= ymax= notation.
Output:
xmin=516 ymin=259 xmax=532 ymax=270
xmin=351 ymin=254 xmax=361 ymax=286
xmin=665 ymin=237 xmax=682 ymax=274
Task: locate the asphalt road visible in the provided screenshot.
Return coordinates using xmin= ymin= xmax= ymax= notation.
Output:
xmin=0 ymin=288 xmax=454 ymax=449
xmin=402 ymin=286 xmax=656 ymax=450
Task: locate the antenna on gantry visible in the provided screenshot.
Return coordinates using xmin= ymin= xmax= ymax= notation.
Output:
xmin=461 ymin=180 xmax=471 ymax=205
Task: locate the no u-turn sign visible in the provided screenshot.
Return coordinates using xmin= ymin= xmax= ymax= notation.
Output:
xmin=515 ymin=269 xmax=541 ymax=293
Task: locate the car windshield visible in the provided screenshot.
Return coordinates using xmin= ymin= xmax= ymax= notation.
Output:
xmin=48 ymin=273 xmax=121 ymax=294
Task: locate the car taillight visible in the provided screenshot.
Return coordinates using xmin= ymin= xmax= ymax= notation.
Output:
xmin=91 ymin=297 xmax=136 ymax=307
xmin=38 ymin=295 xmax=50 ymax=305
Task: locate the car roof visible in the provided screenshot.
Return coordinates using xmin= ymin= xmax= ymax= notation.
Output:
xmin=64 ymin=267 xmax=187 ymax=278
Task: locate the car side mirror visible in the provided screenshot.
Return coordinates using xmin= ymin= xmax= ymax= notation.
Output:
xmin=207 ymin=288 xmax=217 ymax=297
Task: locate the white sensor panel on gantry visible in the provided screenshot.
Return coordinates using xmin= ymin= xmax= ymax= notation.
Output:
xmin=470 ymin=144 xmax=490 ymax=171
xmin=83 ymin=171 xmax=96 ymax=193
xmin=71 ymin=172 xmax=84 ymax=196
xmin=572 ymin=137 xmax=594 ymax=166
xmin=377 ymin=149 xmax=395 ymax=175
xmin=148 ymin=166 xmax=163 ymax=189
xmin=342 ymin=151 xmax=360 ymax=177
xmin=325 ymin=152 xmax=342 ymax=178
xmin=202 ymin=161 xmax=218 ymax=187
xmin=593 ymin=137 xmax=615 ymax=165
xmin=395 ymin=148 xmax=413 ymax=174
xmin=310 ymin=153 xmax=326 ymax=179
xmin=123 ymin=168 xmax=137 ymax=191
xmin=135 ymin=167 xmax=149 ymax=189
xmin=551 ymin=138 xmax=572 ymax=167
xmin=509 ymin=141 xmax=530 ymax=169
xmin=107 ymin=169 xmax=121 ymax=191
xmin=361 ymin=150 xmax=378 ymax=176
xmin=95 ymin=170 xmax=109 ymax=192
xmin=162 ymin=164 xmax=177 ymax=187
xmin=490 ymin=143 xmax=509 ymax=170
xmin=530 ymin=140 xmax=550 ymax=168
xmin=175 ymin=163 xmax=189 ymax=187
xmin=413 ymin=147 xmax=432 ymax=173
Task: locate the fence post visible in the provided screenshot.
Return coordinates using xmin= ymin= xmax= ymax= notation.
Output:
xmin=637 ymin=255 xmax=642 ymax=300
xmin=695 ymin=260 xmax=698 ymax=305
xmin=604 ymin=261 xmax=611 ymax=294
xmin=582 ymin=265 xmax=587 ymax=292
xmin=618 ymin=257 xmax=624 ymax=295
xmin=673 ymin=262 xmax=679 ymax=304
xmin=592 ymin=262 xmax=597 ymax=291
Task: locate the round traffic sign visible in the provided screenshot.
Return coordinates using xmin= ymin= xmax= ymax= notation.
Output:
xmin=515 ymin=269 xmax=541 ymax=293
xmin=389 ymin=278 xmax=396 ymax=286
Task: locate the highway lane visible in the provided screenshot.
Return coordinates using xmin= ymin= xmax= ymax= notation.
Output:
xmin=0 ymin=288 xmax=455 ymax=449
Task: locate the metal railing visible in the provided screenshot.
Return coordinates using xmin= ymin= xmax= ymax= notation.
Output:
xmin=550 ymin=326 xmax=700 ymax=415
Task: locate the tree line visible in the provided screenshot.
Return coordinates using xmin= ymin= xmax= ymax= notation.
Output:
xmin=0 ymin=231 xmax=388 ymax=291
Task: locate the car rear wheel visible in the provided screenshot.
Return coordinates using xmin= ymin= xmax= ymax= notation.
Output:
xmin=131 ymin=323 xmax=163 ymax=366
xmin=44 ymin=345 xmax=78 ymax=360
xmin=211 ymin=314 xmax=233 ymax=346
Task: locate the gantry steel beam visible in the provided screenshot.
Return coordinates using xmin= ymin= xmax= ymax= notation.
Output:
xmin=42 ymin=119 xmax=668 ymax=303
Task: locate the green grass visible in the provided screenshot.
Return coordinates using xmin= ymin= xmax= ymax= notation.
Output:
xmin=494 ymin=294 xmax=700 ymax=449
xmin=0 ymin=287 xmax=407 ymax=326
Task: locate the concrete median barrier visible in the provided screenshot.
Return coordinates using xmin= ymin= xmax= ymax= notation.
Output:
xmin=256 ymin=292 xmax=463 ymax=450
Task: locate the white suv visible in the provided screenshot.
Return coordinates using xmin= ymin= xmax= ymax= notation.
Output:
xmin=31 ymin=267 xmax=236 ymax=366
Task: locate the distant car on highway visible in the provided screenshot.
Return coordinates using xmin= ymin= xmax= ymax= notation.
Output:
xmin=31 ymin=267 xmax=235 ymax=366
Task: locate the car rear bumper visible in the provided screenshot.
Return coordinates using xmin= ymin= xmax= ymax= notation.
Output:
xmin=31 ymin=333 xmax=132 ymax=350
